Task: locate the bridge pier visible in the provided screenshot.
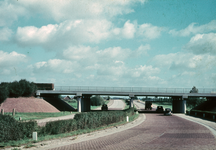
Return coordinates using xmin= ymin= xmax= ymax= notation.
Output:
xmin=129 ymin=94 xmax=134 ymax=108
xmin=172 ymin=96 xmax=186 ymax=113
xmin=77 ymin=93 xmax=91 ymax=112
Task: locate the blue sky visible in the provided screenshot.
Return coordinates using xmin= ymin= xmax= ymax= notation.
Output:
xmin=0 ymin=0 xmax=216 ymax=88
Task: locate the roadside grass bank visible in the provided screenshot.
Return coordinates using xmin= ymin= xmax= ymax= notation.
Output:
xmin=0 ymin=108 xmax=138 ymax=148
xmin=4 ymin=112 xmax=75 ymax=121
xmin=152 ymin=102 xmax=198 ymax=111
xmin=65 ymin=99 xmax=110 ymax=110
xmin=152 ymin=102 xmax=172 ymax=109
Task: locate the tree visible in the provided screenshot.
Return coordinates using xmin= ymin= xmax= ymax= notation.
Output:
xmin=0 ymin=85 xmax=9 ymax=104
xmin=8 ymin=81 xmax=24 ymax=97
xmin=5 ymin=79 xmax=37 ymax=98
xmin=19 ymin=79 xmax=37 ymax=97
xmin=91 ymin=95 xmax=104 ymax=106
xmin=190 ymin=86 xmax=198 ymax=93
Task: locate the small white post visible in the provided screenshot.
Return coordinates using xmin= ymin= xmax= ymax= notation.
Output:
xmin=203 ymin=113 xmax=205 ymax=118
xmin=126 ymin=116 xmax=129 ymax=122
xmin=33 ymin=132 xmax=37 ymax=141
xmin=213 ymin=115 xmax=215 ymax=120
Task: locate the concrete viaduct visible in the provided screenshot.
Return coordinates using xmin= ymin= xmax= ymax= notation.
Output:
xmin=36 ymin=86 xmax=216 ymax=113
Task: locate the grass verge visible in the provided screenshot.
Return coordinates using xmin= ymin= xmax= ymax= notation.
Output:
xmin=1 ymin=113 xmax=139 ymax=148
xmin=66 ymin=100 xmax=110 ymax=110
xmin=4 ymin=112 xmax=75 ymax=121
xmin=152 ymin=102 xmax=172 ymax=109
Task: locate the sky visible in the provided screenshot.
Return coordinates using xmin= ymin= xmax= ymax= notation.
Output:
xmin=0 ymin=0 xmax=216 ymax=88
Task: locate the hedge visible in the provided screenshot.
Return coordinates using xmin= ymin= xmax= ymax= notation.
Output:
xmin=0 ymin=114 xmax=37 ymax=142
xmin=0 ymin=108 xmax=135 ymax=142
xmin=40 ymin=108 xmax=135 ymax=135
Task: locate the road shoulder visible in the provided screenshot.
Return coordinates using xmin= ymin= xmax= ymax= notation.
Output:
xmin=174 ymin=114 xmax=216 ymax=137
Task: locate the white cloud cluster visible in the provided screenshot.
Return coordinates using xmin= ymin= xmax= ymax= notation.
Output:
xmin=61 ymin=45 xmax=150 ymax=64
xmin=169 ymin=20 xmax=216 ymax=37
xmin=137 ymin=23 xmax=164 ymax=39
xmin=15 ymin=19 xmax=113 ymax=48
xmin=152 ymin=52 xmax=216 ymax=72
xmin=0 ymin=51 xmax=27 ymax=67
xmin=184 ymin=33 xmax=216 ymax=55
xmin=28 ymin=45 xmax=162 ymax=85
xmin=29 ymin=59 xmax=79 ymax=75
xmin=0 ymin=0 xmax=146 ymax=27
xmin=14 ymin=19 xmax=163 ymax=49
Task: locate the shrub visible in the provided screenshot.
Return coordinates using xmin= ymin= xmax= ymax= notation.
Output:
xmin=40 ymin=119 xmax=77 ymax=135
xmin=40 ymin=108 xmax=135 ymax=136
xmin=91 ymin=95 xmax=104 ymax=106
xmin=0 ymin=114 xmax=37 ymax=142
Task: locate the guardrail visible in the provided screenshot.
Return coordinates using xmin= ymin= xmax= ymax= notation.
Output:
xmin=187 ymin=110 xmax=216 ymax=121
xmin=54 ymin=86 xmax=216 ymax=94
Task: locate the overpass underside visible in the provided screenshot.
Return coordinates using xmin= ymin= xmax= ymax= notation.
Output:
xmin=36 ymin=89 xmax=216 ymax=113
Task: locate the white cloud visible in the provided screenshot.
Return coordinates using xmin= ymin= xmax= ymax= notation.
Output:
xmin=0 ymin=51 xmax=27 ymax=67
xmin=0 ymin=0 xmax=146 ymax=27
xmin=61 ymin=45 xmax=150 ymax=67
xmin=121 ymin=20 xmax=136 ymax=39
xmin=184 ymin=33 xmax=216 ymax=55
xmin=0 ymin=1 xmax=26 ymax=27
xmin=15 ymin=19 xmax=112 ymax=48
xmin=29 ymin=59 xmax=79 ymax=74
xmin=14 ymin=19 xmax=162 ymax=49
xmin=137 ymin=23 xmax=164 ymax=39
xmin=152 ymin=52 xmax=216 ymax=71
xmin=0 ymin=27 xmax=13 ymax=41
xmin=136 ymin=44 xmax=150 ymax=56
xmin=169 ymin=20 xmax=216 ymax=37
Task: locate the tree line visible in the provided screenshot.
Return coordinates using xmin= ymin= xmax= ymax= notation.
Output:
xmin=0 ymin=79 xmax=37 ymax=104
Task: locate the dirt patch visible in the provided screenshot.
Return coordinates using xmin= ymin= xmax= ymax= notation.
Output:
xmin=0 ymin=97 xmax=60 ymax=113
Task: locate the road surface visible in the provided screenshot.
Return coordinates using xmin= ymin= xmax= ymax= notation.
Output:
xmin=47 ymin=101 xmax=216 ymax=150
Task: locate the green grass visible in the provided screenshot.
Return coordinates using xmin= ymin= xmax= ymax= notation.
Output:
xmin=1 ymin=113 xmax=139 ymax=148
xmin=4 ymin=112 xmax=75 ymax=121
xmin=65 ymin=99 xmax=110 ymax=110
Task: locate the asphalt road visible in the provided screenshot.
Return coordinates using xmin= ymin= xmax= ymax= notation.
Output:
xmin=48 ymin=101 xmax=216 ymax=150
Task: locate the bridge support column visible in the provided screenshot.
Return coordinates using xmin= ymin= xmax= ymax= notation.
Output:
xmin=129 ymin=94 xmax=134 ymax=108
xmin=172 ymin=97 xmax=186 ymax=113
xmin=77 ymin=93 xmax=91 ymax=112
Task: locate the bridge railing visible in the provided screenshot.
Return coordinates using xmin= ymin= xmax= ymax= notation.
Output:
xmin=54 ymin=86 xmax=216 ymax=94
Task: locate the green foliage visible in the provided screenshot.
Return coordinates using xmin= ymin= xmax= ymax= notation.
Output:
xmin=19 ymin=79 xmax=37 ymax=97
xmin=0 ymin=85 xmax=9 ymax=104
xmin=90 ymin=95 xmax=104 ymax=106
xmin=40 ymin=108 xmax=135 ymax=136
xmin=0 ymin=114 xmax=37 ymax=142
xmin=8 ymin=81 xmax=23 ymax=98
xmin=0 ymin=79 xmax=37 ymax=99
xmin=187 ymin=98 xmax=206 ymax=110
xmin=40 ymin=119 xmax=77 ymax=135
